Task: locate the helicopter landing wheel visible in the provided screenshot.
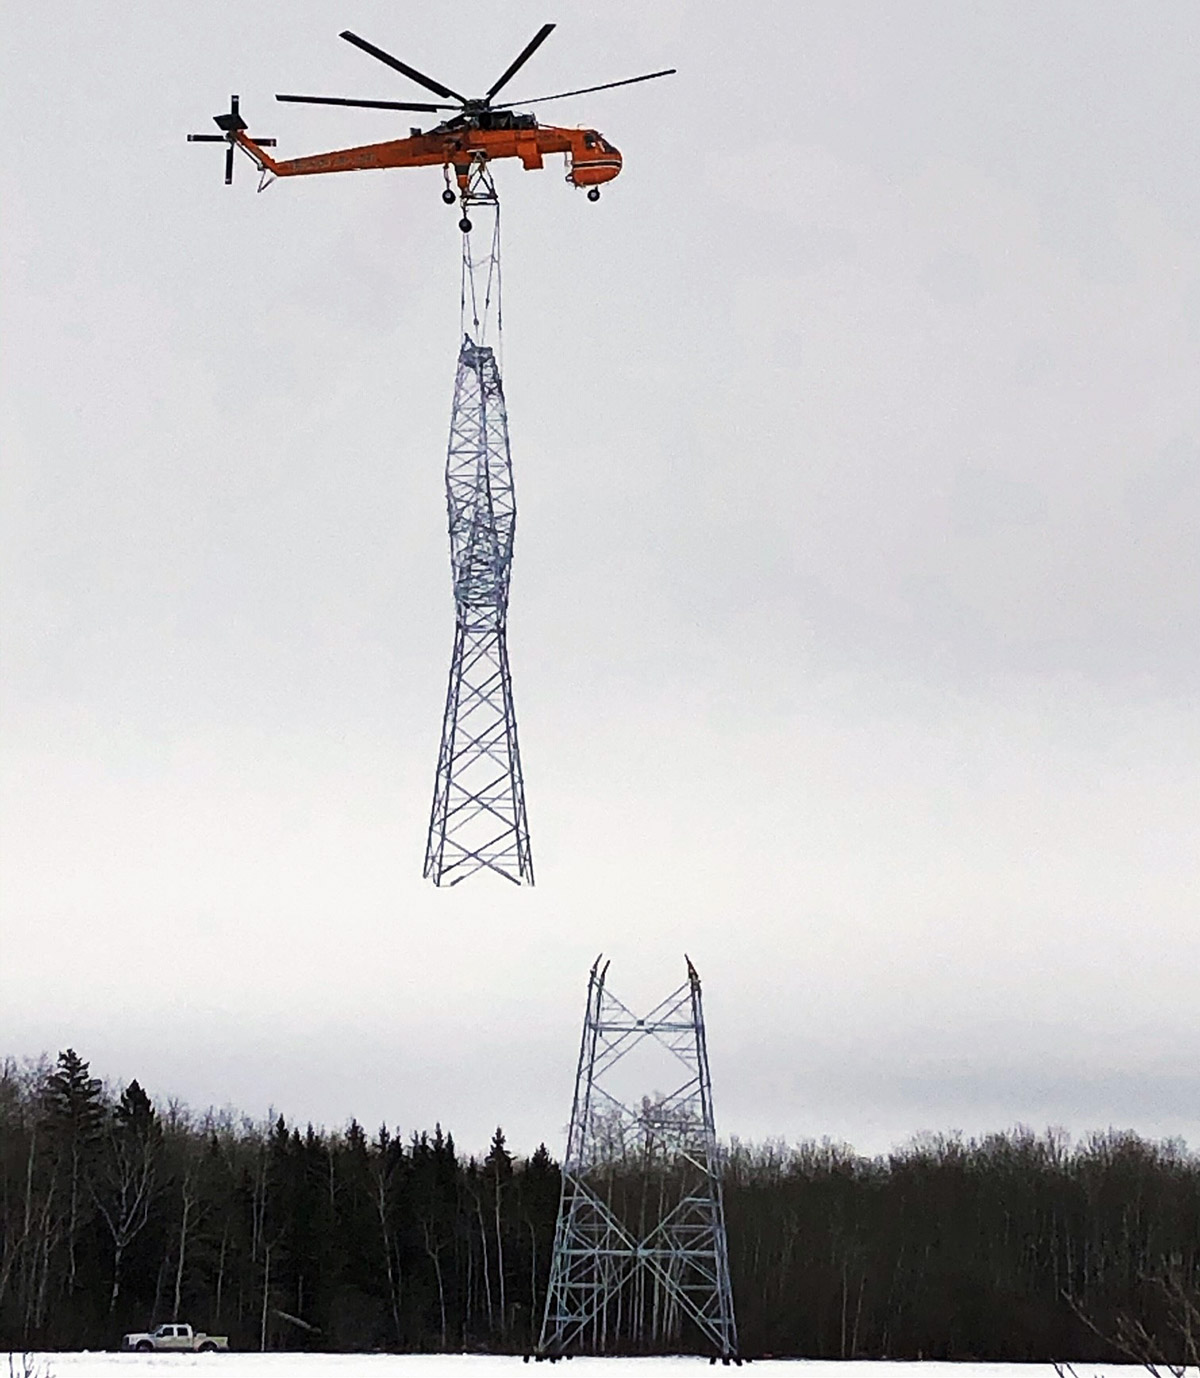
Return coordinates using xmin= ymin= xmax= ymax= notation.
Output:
xmin=587 ymin=187 xmax=601 ymax=202
xmin=442 ymin=189 xmax=457 ymax=205
xmin=459 ymin=216 xmax=473 ymax=233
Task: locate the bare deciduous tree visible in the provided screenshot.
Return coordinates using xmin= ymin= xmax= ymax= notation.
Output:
xmin=90 ymin=1081 xmax=160 ymax=1314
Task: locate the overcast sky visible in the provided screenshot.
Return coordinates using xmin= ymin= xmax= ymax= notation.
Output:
xmin=2 ymin=1 xmax=1198 ymax=1159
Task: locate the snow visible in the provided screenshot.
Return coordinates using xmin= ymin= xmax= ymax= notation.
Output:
xmin=1 ymin=1356 xmax=1135 ymax=1378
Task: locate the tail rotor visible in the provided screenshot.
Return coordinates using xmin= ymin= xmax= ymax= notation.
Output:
xmin=187 ymin=95 xmax=275 ymax=185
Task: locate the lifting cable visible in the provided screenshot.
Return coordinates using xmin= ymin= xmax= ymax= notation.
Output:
xmin=458 ymin=160 xmax=503 ymax=364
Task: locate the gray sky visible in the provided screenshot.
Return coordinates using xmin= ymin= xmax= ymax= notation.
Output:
xmin=2 ymin=0 xmax=1198 ymax=1159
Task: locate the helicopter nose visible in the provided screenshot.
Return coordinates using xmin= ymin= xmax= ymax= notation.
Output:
xmin=570 ymin=155 xmax=622 ymax=188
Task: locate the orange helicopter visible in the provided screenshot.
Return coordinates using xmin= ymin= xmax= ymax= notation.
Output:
xmin=189 ymin=25 xmax=674 ymax=225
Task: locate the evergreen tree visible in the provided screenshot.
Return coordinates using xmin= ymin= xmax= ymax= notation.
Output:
xmin=44 ymin=1049 xmax=105 ymax=1301
xmin=484 ymin=1128 xmax=514 ymax=1334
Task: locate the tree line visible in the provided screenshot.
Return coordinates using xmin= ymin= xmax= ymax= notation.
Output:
xmin=3 ymin=1050 xmax=1199 ymax=1358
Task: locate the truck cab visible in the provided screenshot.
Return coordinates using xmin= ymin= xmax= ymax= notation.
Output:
xmin=121 ymin=1322 xmax=228 ymax=1352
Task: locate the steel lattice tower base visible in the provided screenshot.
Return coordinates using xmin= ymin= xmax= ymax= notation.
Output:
xmin=424 ymin=335 xmax=533 ymax=886
xmin=538 ymin=957 xmax=739 ymax=1359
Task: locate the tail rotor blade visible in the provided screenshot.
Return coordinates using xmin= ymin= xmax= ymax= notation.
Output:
xmin=191 ymin=94 xmax=272 ymax=184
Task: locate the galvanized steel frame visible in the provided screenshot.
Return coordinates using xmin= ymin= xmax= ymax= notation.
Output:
xmin=424 ymin=335 xmax=533 ymax=885
xmin=538 ymin=957 xmax=738 ymax=1357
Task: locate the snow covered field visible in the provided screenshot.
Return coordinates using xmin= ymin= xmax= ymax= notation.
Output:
xmin=3 ymin=1357 xmax=1131 ymax=1378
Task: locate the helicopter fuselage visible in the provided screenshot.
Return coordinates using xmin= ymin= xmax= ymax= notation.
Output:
xmin=235 ymin=119 xmax=622 ymax=190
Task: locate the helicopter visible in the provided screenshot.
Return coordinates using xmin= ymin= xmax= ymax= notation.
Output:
xmin=188 ymin=25 xmax=674 ymax=222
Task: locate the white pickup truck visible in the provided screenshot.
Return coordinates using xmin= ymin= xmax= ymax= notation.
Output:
xmin=122 ymin=1322 xmax=228 ymax=1352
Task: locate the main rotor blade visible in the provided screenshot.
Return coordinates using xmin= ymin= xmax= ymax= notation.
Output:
xmin=187 ymin=133 xmax=226 ymax=142
xmin=486 ymin=23 xmax=555 ymax=101
xmin=339 ymin=31 xmax=467 ymax=103
xmin=493 ymin=67 xmax=676 ymax=109
xmin=276 ymin=93 xmax=453 ymax=112
xmin=225 ymin=142 xmax=235 ymax=185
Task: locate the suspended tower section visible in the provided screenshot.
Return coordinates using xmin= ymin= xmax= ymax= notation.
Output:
xmin=425 ymin=170 xmax=533 ymax=886
xmin=539 ymin=957 xmax=739 ymax=1359
xmin=188 ymin=29 xmax=680 ymax=883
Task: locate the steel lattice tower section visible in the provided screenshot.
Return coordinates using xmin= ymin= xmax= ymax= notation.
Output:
xmin=538 ymin=957 xmax=739 ymax=1360
xmin=424 ymin=166 xmax=533 ymax=886
xmin=424 ymin=336 xmax=532 ymax=885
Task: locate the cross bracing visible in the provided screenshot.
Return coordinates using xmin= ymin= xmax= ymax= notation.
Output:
xmin=424 ymin=334 xmax=532 ymax=886
xmin=538 ymin=957 xmax=738 ymax=1359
